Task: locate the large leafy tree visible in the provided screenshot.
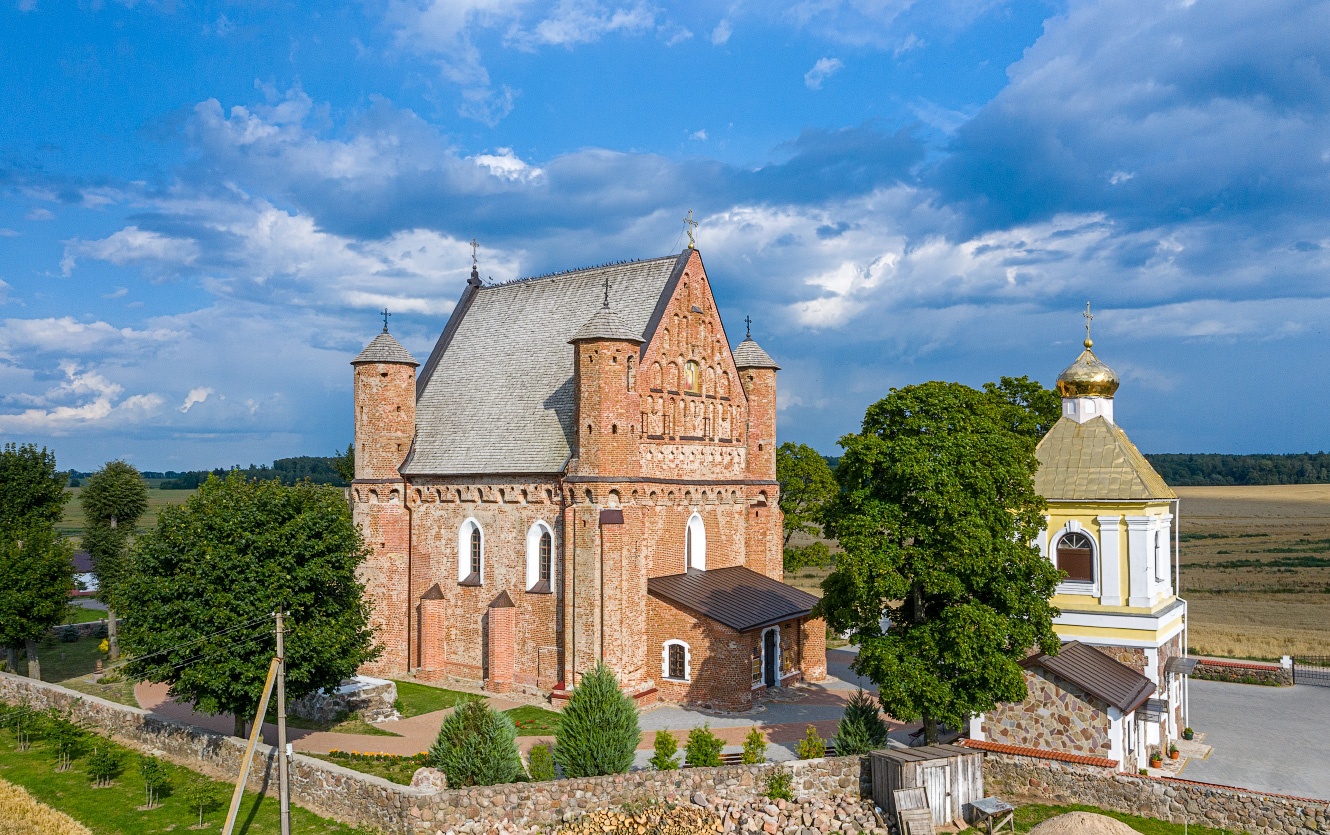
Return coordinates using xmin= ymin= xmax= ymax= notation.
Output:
xmin=80 ymin=460 xmax=149 ymax=660
xmin=819 ymin=382 xmax=1062 ymax=744
xmin=983 ymin=375 xmax=1062 ymax=440
xmin=776 ymin=442 xmax=837 ymax=546
xmin=120 ymin=472 xmax=380 ymax=736
xmin=0 ymin=443 xmax=73 ymax=678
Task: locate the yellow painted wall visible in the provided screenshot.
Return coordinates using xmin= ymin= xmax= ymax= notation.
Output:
xmin=1044 ymin=500 xmax=1176 ymax=615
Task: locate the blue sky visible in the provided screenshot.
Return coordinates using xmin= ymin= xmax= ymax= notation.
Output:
xmin=2 ymin=0 xmax=1329 ymax=471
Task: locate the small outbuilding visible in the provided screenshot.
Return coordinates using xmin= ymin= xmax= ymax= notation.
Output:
xmin=870 ymin=744 xmax=984 ymax=827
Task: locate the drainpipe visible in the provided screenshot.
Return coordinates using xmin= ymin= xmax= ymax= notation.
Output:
xmin=405 ymin=490 xmax=413 ymax=675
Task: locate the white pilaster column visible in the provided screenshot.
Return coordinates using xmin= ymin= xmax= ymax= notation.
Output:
xmin=1096 ymin=516 xmax=1123 ymax=605
xmin=1126 ymin=516 xmax=1153 ymax=607
xmin=1156 ymin=514 xmax=1173 ymax=600
xmin=1108 ymin=707 xmax=1124 ymax=766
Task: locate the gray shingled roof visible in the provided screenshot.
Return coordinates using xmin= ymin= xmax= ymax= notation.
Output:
xmin=732 ymin=338 xmax=780 ymax=369
xmin=352 ymin=331 xmax=419 ymax=366
xmin=569 ymin=307 xmax=645 ymax=343
xmin=402 ymin=254 xmax=687 ymax=476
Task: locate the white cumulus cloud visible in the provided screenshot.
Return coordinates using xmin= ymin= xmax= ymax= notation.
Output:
xmin=804 ymin=57 xmax=843 ymax=90
xmin=180 ymin=387 xmax=215 ymax=413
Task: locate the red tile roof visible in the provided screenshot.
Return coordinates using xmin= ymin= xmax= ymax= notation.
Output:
xmin=957 ymin=738 xmax=1118 ymax=769
xmin=1196 ymin=658 xmax=1281 ymax=672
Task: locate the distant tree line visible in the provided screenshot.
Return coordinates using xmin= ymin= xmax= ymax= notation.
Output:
xmin=1143 ymin=453 xmax=1330 ymax=486
xmin=152 ymin=456 xmax=348 ymax=489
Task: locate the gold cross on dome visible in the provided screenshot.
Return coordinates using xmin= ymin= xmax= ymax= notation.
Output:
xmin=1083 ymin=302 xmax=1094 ymax=348
xmin=684 ymin=209 xmax=698 ymax=250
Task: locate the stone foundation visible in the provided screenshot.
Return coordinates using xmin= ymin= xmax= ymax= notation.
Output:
xmin=1192 ymin=659 xmax=1292 ymax=687
xmin=288 ymin=676 xmax=398 ymax=724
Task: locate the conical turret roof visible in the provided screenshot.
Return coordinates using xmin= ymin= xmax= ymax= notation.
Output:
xmin=733 ymin=338 xmax=780 ymax=370
xmin=352 ymin=330 xmax=419 ymax=366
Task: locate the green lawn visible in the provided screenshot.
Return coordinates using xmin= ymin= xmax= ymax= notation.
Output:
xmin=1015 ymin=803 xmax=1238 ymax=834
xmin=504 ymin=704 xmax=560 ymax=736
xmin=391 ymin=680 xmax=477 ymax=717
xmin=13 ymin=634 xmax=139 ymax=707
xmin=63 ymin=605 xmax=108 ymax=625
xmin=304 ymin=751 xmax=428 ymax=786
xmin=0 ymin=726 xmax=374 ymax=834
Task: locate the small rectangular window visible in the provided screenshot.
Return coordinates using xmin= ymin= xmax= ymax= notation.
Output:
xmin=539 ymin=532 xmax=552 ymax=582
xmin=668 ymin=644 xmax=685 ymax=680
xmin=752 ymin=647 xmax=763 ymax=684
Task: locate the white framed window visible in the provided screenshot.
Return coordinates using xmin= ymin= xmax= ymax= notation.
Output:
xmin=458 ymin=518 xmax=484 ymax=584
xmin=662 ymin=640 xmax=690 ymax=682
xmin=525 ymin=521 xmax=555 ymax=593
xmin=1052 ymin=524 xmax=1098 ymax=595
xmin=685 ymin=512 xmax=706 ymax=571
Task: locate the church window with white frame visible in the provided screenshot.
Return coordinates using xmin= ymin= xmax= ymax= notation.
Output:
xmin=458 ymin=519 xmax=484 ymax=584
xmin=685 ymin=512 xmax=706 ymax=571
xmin=1055 ymin=531 xmax=1095 ymax=584
xmin=525 ymin=521 xmax=554 ymax=593
xmin=663 ymin=640 xmax=690 ymax=682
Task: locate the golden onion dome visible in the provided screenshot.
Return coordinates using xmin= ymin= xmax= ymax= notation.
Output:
xmin=1057 ymin=338 xmax=1120 ymax=398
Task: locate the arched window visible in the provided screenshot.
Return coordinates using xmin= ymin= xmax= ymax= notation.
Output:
xmin=685 ymin=512 xmax=707 ymax=571
xmin=1056 ymin=531 xmax=1095 ymax=584
xmin=458 ymin=519 xmax=484 ymax=584
xmin=662 ymin=640 xmax=690 ymax=682
xmin=526 ymin=521 xmax=554 ymax=593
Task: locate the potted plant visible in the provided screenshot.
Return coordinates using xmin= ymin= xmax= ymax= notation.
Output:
xmin=1149 ymin=749 xmax=1163 ymax=768
xmin=1168 ymin=743 xmax=1180 ymax=760
xmin=1182 ymin=727 xmax=1194 ymax=741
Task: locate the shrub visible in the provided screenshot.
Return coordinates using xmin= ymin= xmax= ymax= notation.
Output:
xmin=139 ymin=755 xmax=170 ymax=808
xmin=741 ymin=727 xmax=767 ymax=764
xmin=649 ymin=730 xmax=679 ymax=770
xmin=553 ymin=663 xmax=640 ymax=778
xmin=429 ymin=699 xmax=525 ymax=787
xmin=684 ymin=724 xmax=723 ymax=768
xmin=527 ymin=743 xmax=556 ymax=782
xmin=93 ymin=623 xmax=108 ymax=639
xmin=87 ymin=745 xmax=121 ymax=787
xmin=795 ymin=725 xmax=826 ymax=760
xmin=833 ymin=689 xmax=889 ymax=756
xmin=763 ymin=769 xmax=795 ymax=801
xmin=59 ymin=626 xmax=80 ymax=643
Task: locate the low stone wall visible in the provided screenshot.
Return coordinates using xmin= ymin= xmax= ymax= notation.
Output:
xmin=1192 ymin=658 xmax=1292 ymax=687
xmin=290 ymin=676 xmax=398 ymax=723
xmin=50 ymin=621 xmax=109 ymax=640
xmin=0 ymin=672 xmax=874 ymax=835
xmin=982 ymin=749 xmax=1328 ymax=835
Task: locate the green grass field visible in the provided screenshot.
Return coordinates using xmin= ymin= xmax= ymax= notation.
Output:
xmin=62 ymin=606 xmax=107 ymax=625
xmin=390 ymin=680 xmax=477 ymax=717
xmin=11 ymin=634 xmax=139 ymax=708
xmin=0 ymin=726 xmax=373 ymax=834
xmin=57 ymin=486 xmax=196 ymax=539
xmin=1015 ymin=804 xmax=1238 ymax=834
xmin=304 ymin=751 xmax=428 ymax=786
xmin=505 ymin=704 xmax=560 ymax=736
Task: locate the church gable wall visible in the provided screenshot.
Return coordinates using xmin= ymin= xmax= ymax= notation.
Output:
xmin=983 ymin=669 xmax=1113 ymax=757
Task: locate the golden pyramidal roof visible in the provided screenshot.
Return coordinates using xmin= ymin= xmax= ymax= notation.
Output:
xmin=1035 ymin=416 xmax=1175 ymax=501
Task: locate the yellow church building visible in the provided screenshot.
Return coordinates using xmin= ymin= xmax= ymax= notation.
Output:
xmin=970 ymin=321 xmax=1194 ymax=771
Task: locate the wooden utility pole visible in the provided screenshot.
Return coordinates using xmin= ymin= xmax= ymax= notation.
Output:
xmin=276 ymin=609 xmax=291 ymax=835
xmin=221 ymin=657 xmax=279 ymax=835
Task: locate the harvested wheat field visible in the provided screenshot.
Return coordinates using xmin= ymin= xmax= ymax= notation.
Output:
xmin=1177 ymin=485 xmax=1330 ymax=660
xmin=0 ymin=777 xmax=92 ymax=835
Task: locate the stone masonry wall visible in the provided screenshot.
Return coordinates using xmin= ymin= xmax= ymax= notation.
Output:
xmin=983 ymin=750 xmax=1329 ymax=835
xmin=1192 ymin=658 xmax=1293 ymax=687
xmin=982 ymin=669 xmax=1113 ymax=757
xmin=0 ymin=672 xmax=867 ymax=835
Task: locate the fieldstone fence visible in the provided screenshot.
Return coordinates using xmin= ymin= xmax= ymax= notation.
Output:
xmin=1191 ymin=657 xmax=1293 ymax=687
xmin=983 ymin=748 xmax=1328 ymax=835
xmin=0 ymin=672 xmax=874 ymax=835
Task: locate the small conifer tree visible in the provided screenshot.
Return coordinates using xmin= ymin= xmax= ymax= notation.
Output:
xmin=684 ymin=724 xmax=723 ymax=768
xmin=429 ymin=699 xmax=524 ymax=787
xmin=741 ymin=727 xmax=767 ymax=764
xmin=833 ymin=689 xmax=889 ymax=756
xmin=794 ymin=724 xmax=826 ymax=760
xmin=553 ymin=663 xmax=640 ymax=778
xmin=527 ymin=743 xmax=556 ymax=782
xmin=649 ymin=730 xmax=679 ymax=770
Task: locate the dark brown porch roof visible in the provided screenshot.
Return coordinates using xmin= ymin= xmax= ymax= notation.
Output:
xmin=1022 ymin=641 xmax=1156 ymax=714
xmin=647 ymin=566 xmax=819 ymax=632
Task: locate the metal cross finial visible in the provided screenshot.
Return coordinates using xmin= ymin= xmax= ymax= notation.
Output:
xmin=684 ymin=209 xmax=698 ymax=250
xmin=744 ymin=315 xmax=752 ymax=340
xmin=469 ymin=238 xmax=478 ymax=268
xmin=381 ymin=308 xmax=391 ymax=333
xmin=603 ymin=272 xmax=611 ymax=309
xmin=1082 ymin=301 xmax=1094 ymax=348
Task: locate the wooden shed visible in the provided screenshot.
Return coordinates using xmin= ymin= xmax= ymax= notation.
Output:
xmin=870 ymin=744 xmax=984 ymax=827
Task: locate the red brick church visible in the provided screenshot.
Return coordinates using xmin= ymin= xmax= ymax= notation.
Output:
xmin=350 ymin=248 xmax=826 ymax=710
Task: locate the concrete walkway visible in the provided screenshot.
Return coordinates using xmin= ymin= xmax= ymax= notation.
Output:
xmin=133 ymin=647 xmax=894 ymax=760
xmin=1179 ymin=679 xmax=1330 ymax=800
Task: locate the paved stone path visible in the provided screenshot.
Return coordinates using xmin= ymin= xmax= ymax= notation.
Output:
xmin=133 ymin=648 xmax=909 ymax=760
xmin=1178 ymin=678 xmax=1330 ymax=800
